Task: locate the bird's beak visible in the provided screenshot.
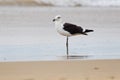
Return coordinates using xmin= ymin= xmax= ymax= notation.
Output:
xmin=53 ymin=19 xmax=55 ymax=22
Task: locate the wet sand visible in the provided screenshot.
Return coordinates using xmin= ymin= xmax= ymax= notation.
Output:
xmin=0 ymin=60 xmax=120 ymax=80
xmin=0 ymin=7 xmax=120 ymax=61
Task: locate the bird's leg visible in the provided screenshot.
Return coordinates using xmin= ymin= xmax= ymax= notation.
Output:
xmin=66 ymin=36 xmax=69 ymax=57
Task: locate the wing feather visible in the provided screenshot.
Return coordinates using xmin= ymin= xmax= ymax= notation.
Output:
xmin=63 ymin=23 xmax=83 ymax=34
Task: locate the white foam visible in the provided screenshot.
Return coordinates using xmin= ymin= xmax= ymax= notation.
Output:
xmin=0 ymin=0 xmax=120 ymax=7
xmin=36 ymin=0 xmax=120 ymax=7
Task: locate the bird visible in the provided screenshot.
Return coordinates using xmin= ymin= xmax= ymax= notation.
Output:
xmin=53 ymin=15 xmax=94 ymax=57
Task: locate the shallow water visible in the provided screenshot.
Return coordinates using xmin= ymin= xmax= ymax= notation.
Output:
xmin=0 ymin=7 xmax=120 ymax=61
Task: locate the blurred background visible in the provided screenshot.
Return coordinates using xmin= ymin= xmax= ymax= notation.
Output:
xmin=0 ymin=0 xmax=120 ymax=7
xmin=0 ymin=0 xmax=120 ymax=61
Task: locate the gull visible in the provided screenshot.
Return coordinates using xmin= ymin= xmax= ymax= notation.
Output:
xmin=53 ymin=15 xmax=94 ymax=56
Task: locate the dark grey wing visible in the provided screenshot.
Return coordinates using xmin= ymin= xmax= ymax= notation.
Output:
xmin=63 ymin=23 xmax=83 ymax=34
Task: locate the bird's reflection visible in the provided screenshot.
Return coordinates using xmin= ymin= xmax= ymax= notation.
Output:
xmin=62 ymin=55 xmax=90 ymax=60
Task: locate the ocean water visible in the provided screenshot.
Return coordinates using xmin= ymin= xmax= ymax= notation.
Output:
xmin=0 ymin=7 xmax=120 ymax=61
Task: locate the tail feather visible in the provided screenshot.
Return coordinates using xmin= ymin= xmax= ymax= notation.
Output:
xmin=83 ymin=29 xmax=94 ymax=35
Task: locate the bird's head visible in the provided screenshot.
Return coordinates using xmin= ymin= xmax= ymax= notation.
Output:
xmin=53 ymin=15 xmax=62 ymax=22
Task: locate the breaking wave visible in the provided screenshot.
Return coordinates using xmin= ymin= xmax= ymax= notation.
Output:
xmin=0 ymin=0 xmax=120 ymax=7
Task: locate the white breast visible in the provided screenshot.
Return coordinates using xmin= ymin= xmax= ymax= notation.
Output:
xmin=55 ymin=23 xmax=71 ymax=37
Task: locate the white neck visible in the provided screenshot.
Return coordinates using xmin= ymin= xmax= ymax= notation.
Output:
xmin=56 ymin=19 xmax=62 ymax=23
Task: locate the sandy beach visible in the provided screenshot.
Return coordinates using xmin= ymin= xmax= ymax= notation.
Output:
xmin=0 ymin=60 xmax=120 ymax=80
xmin=0 ymin=6 xmax=120 ymax=80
